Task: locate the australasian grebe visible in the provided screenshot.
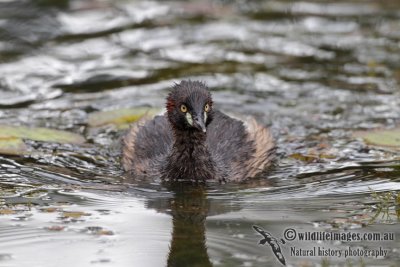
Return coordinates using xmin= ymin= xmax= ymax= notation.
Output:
xmin=122 ymin=80 xmax=275 ymax=182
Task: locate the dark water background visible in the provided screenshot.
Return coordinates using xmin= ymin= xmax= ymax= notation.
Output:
xmin=0 ymin=0 xmax=399 ymax=266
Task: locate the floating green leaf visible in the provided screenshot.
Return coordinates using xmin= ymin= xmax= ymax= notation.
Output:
xmin=0 ymin=137 xmax=28 ymax=155
xmin=0 ymin=125 xmax=85 ymax=144
xmin=355 ymin=128 xmax=400 ymax=148
xmin=88 ymin=107 xmax=161 ymax=127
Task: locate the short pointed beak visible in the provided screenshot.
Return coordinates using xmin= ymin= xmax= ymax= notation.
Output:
xmin=193 ymin=116 xmax=206 ymax=133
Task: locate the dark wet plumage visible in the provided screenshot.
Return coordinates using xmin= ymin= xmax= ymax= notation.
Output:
xmin=122 ymin=80 xmax=275 ymax=182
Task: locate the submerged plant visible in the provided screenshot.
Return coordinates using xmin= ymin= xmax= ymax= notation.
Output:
xmin=369 ymin=188 xmax=400 ymax=223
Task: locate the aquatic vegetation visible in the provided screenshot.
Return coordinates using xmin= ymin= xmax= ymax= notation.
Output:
xmin=0 ymin=125 xmax=85 ymax=155
xmin=83 ymin=226 xmax=114 ymax=236
xmin=0 ymin=209 xmax=17 ymax=215
xmin=45 ymin=225 xmax=66 ymax=232
xmin=355 ymin=128 xmax=400 ymax=149
xmin=369 ymin=189 xmax=400 ymax=223
xmin=0 ymin=137 xmax=28 ymax=155
xmin=61 ymin=211 xmax=91 ymax=219
xmin=0 ymin=125 xmax=85 ymax=144
xmin=87 ymin=107 xmax=161 ymax=128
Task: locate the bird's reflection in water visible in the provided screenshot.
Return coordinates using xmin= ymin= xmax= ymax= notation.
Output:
xmin=166 ymin=183 xmax=212 ymax=267
xmin=142 ymin=178 xmax=274 ymax=267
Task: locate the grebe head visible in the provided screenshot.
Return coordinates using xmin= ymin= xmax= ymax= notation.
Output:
xmin=166 ymin=80 xmax=214 ymax=133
